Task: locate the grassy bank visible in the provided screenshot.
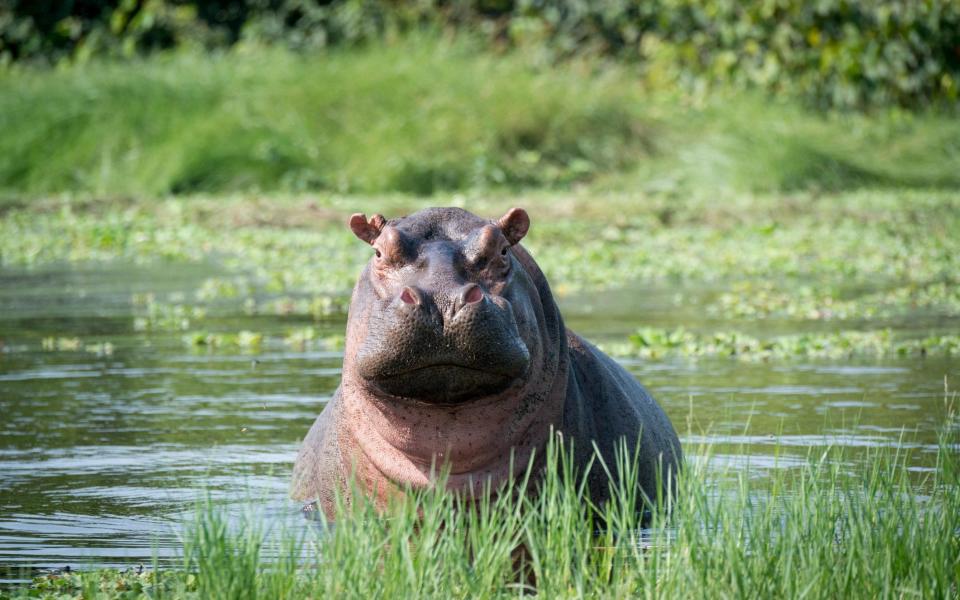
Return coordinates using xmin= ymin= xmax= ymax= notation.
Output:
xmin=5 ymin=401 xmax=959 ymax=599
xmin=2 ymin=37 xmax=960 ymax=199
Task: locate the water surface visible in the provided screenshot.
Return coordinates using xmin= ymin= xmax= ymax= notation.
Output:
xmin=0 ymin=264 xmax=954 ymax=574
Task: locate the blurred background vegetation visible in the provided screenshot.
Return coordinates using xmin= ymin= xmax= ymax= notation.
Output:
xmin=1 ymin=1 xmax=958 ymax=199
xmin=4 ymin=0 xmax=960 ymax=108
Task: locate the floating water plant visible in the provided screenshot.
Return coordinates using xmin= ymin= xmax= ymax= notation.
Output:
xmin=615 ymin=327 xmax=960 ymax=360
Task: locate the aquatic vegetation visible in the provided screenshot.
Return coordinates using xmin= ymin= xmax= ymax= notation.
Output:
xmin=614 ymin=327 xmax=960 ymax=360
xmin=40 ymin=337 xmax=114 ymax=356
xmin=281 ymin=326 xmax=344 ymax=351
xmin=3 ymin=567 xmax=166 ymax=598
xmin=132 ymin=295 xmax=208 ymax=332
xmin=5 ymin=410 xmax=959 ymax=599
xmin=29 ymin=324 xmax=958 ymax=361
xmin=2 ymin=190 xmax=957 ymax=360
xmin=183 ymin=330 xmax=264 ymax=351
xmin=533 ymin=191 xmax=960 ymax=291
xmin=40 ymin=337 xmax=82 ymax=351
xmin=179 ymin=327 xmax=343 ymax=352
xmin=2 ymin=190 xmax=958 ymax=296
xmin=706 ymin=279 xmax=960 ymax=321
xmin=262 ymin=294 xmax=349 ymax=319
xmin=194 ymin=276 xmax=252 ymax=302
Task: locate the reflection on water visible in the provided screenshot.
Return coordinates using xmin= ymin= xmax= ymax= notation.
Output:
xmin=0 ymin=264 xmax=954 ymax=573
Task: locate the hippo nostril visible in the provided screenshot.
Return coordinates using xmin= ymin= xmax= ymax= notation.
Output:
xmin=400 ymin=287 xmax=421 ymax=306
xmin=452 ymin=283 xmax=483 ymax=316
xmin=463 ymin=284 xmax=482 ymax=305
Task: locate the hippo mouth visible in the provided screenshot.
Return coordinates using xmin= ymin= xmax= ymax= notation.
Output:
xmin=370 ymin=362 xmax=524 ymax=404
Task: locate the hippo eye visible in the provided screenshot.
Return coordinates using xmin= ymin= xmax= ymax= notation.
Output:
xmin=501 ymin=247 xmax=508 ymax=256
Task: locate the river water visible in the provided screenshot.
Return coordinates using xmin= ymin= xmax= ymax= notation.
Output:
xmin=0 ymin=263 xmax=954 ymax=577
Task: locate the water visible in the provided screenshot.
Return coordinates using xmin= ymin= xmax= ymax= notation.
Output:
xmin=0 ymin=263 xmax=954 ymax=576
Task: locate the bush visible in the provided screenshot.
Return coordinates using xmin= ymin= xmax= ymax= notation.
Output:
xmin=632 ymin=0 xmax=960 ymax=109
xmin=3 ymin=1 xmax=959 ymax=108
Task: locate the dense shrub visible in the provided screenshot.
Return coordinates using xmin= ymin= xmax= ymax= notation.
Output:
xmin=3 ymin=0 xmax=959 ymax=108
xmin=634 ymin=0 xmax=960 ymax=109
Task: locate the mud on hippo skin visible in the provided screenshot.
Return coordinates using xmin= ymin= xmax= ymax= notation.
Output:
xmin=292 ymin=206 xmax=681 ymax=516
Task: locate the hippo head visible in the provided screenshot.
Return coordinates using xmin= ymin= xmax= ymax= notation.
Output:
xmin=343 ymin=207 xmax=544 ymax=404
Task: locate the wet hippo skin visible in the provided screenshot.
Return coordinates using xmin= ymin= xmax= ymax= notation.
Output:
xmin=292 ymin=207 xmax=681 ymax=516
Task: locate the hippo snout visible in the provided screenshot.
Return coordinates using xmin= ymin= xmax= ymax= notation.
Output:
xmin=355 ymin=288 xmax=530 ymax=403
xmin=396 ymin=282 xmax=485 ymax=323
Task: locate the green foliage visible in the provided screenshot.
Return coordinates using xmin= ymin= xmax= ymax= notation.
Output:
xmin=521 ymin=0 xmax=960 ymax=108
xmin=3 ymin=1 xmax=960 ymax=108
xmin=5 ymin=411 xmax=960 ymax=598
xmin=0 ymin=0 xmax=240 ymax=64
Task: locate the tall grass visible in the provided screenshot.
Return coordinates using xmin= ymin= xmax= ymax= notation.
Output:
xmin=2 ymin=36 xmax=959 ymax=200
xmin=12 ymin=389 xmax=958 ymax=599
xmin=0 ymin=36 xmax=649 ymax=197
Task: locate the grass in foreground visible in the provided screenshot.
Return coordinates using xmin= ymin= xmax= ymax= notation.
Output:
xmin=6 ymin=397 xmax=959 ymax=599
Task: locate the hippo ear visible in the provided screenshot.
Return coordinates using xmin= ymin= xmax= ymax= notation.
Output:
xmin=497 ymin=208 xmax=530 ymax=245
xmin=349 ymin=213 xmax=387 ymax=245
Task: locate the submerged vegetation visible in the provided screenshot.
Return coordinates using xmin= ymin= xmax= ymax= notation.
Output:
xmin=5 ymin=397 xmax=960 ymax=599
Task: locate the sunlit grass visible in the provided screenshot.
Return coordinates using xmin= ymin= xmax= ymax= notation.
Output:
xmin=1 ymin=35 xmax=958 ymax=199
xmin=0 ymin=36 xmax=650 ymax=197
xmin=7 ymin=391 xmax=959 ymax=599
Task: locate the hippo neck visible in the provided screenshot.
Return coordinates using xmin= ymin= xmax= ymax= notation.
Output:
xmin=340 ymin=353 xmax=568 ymax=493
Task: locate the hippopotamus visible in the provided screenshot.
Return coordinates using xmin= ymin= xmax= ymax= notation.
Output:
xmin=292 ymin=207 xmax=681 ymax=516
